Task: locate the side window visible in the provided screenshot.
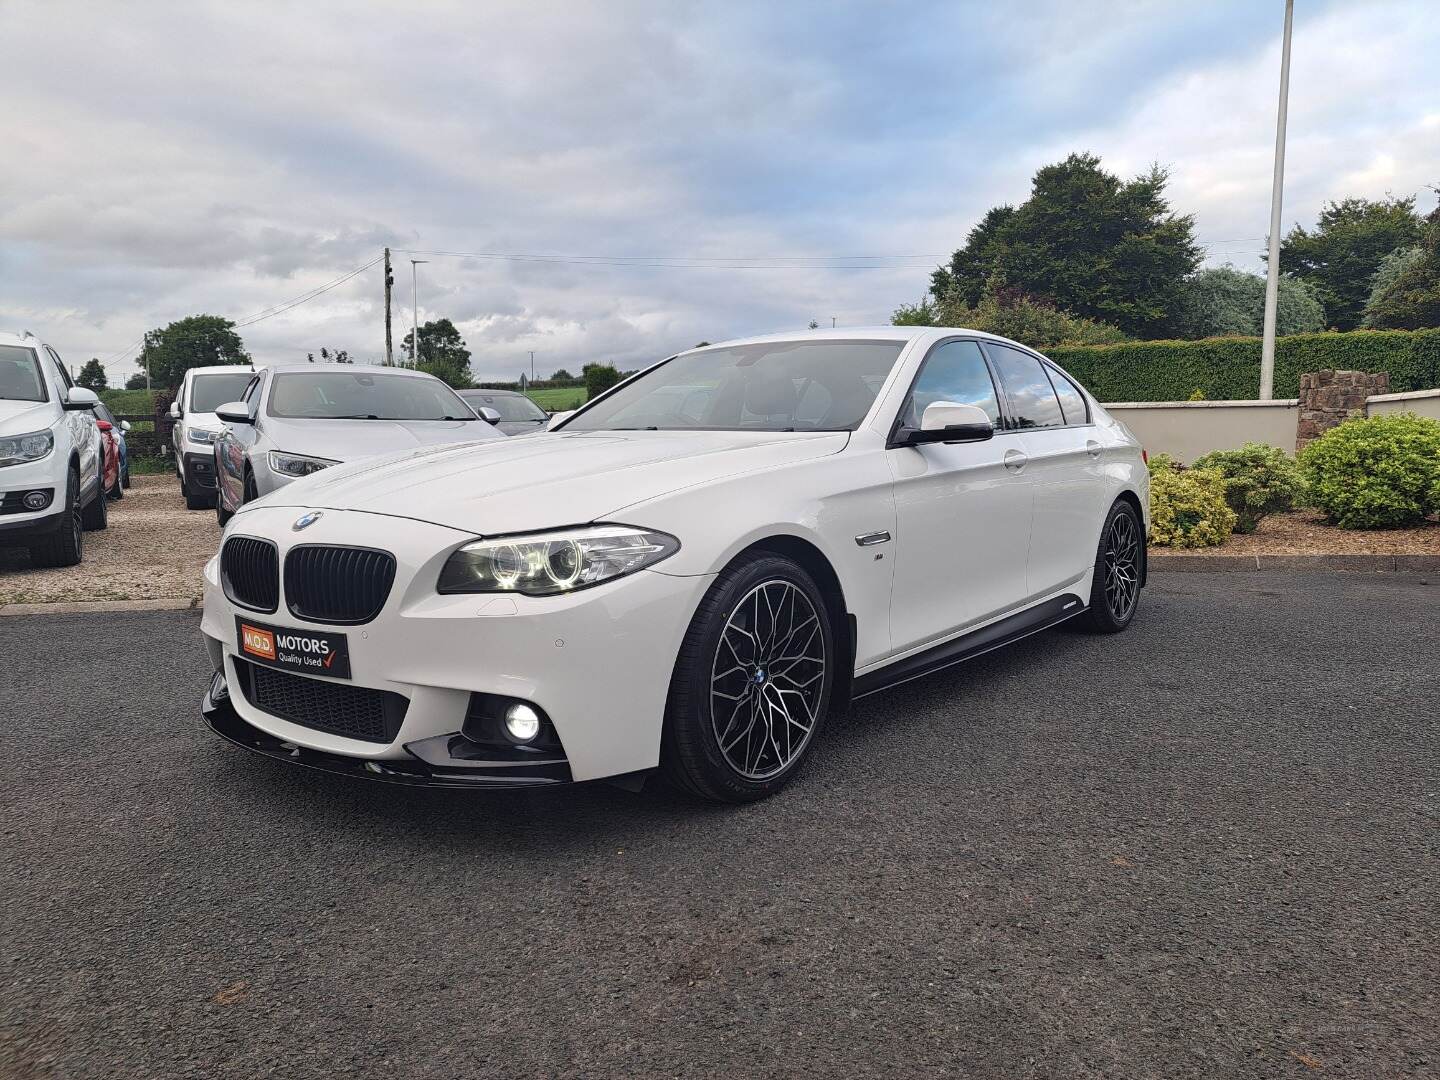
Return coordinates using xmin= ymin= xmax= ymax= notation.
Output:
xmin=985 ymin=344 xmax=1064 ymax=430
xmin=46 ymin=346 xmax=74 ymax=389
xmin=241 ymin=375 xmax=262 ymax=405
xmin=1046 ymin=366 xmax=1089 ymax=426
xmin=903 ymin=340 xmax=1001 ymax=429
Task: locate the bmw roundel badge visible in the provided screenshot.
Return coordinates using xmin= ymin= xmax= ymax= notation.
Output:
xmin=292 ymin=511 xmax=323 ymax=532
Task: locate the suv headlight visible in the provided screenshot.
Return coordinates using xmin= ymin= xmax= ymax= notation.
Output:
xmin=438 ymin=525 xmax=679 ymax=596
xmin=187 ymin=427 xmax=220 ymax=445
xmin=268 ymin=450 xmax=338 ymax=478
xmin=0 ymin=429 xmax=55 ymax=468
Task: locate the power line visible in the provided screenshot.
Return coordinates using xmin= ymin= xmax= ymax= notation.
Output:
xmin=232 ymin=256 xmax=384 ymax=328
xmin=391 ymin=247 xmax=943 ymax=270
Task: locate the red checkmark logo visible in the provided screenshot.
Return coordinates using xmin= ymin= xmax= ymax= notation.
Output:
xmin=324 ymin=652 xmax=337 ymax=668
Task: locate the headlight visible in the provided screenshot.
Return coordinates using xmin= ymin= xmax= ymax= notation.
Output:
xmin=438 ymin=525 xmax=679 ymax=596
xmin=0 ymin=429 xmax=55 ymax=468
xmin=187 ymin=427 xmax=221 ymax=445
xmin=268 ymin=450 xmax=338 ymax=478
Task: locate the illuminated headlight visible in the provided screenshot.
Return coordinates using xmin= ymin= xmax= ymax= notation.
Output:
xmin=187 ymin=428 xmax=220 ymax=445
xmin=268 ymin=450 xmax=338 ymax=478
xmin=437 ymin=525 xmax=679 ymax=596
xmin=0 ymin=429 xmax=54 ymax=468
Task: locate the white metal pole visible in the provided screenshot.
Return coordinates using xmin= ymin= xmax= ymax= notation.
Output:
xmin=1259 ymin=0 xmax=1294 ymax=401
xmin=410 ymin=260 xmax=427 ymax=364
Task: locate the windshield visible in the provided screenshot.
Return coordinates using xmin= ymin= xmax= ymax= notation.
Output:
xmin=0 ymin=346 xmax=48 ymax=402
xmin=190 ymin=372 xmax=255 ymax=413
xmin=562 ymin=340 xmax=905 ymax=433
xmin=267 ymin=371 xmax=477 ymax=421
xmin=459 ymin=391 xmax=546 ymax=421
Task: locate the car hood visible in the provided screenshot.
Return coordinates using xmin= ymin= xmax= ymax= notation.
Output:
xmin=248 ymin=429 xmax=849 ymax=534
xmin=0 ymin=399 xmax=56 ymax=435
xmin=262 ymin=417 xmax=496 ymax=462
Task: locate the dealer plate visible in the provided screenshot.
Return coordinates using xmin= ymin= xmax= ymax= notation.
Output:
xmin=234 ymin=616 xmax=352 ymax=680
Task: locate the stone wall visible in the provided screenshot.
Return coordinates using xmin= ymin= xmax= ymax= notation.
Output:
xmin=1296 ymin=369 xmax=1391 ymax=450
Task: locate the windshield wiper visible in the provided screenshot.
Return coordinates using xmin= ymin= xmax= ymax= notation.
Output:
xmin=330 ymin=413 xmax=382 ymax=420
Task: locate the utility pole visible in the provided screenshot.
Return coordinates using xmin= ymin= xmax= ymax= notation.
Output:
xmin=530 ymin=351 xmax=535 ymax=383
xmin=410 ymin=259 xmax=428 ymax=365
xmin=831 ymin=316 xmax=837 ymax=328
xmin=383 ymin=248 xmax=394 ymax=366
xmin=1259 ymin=0 xmax=1294 ymax=401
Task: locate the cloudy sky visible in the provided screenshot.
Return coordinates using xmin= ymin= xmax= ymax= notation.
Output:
xmin=4 ymin=0 xmax=1438 ymax=383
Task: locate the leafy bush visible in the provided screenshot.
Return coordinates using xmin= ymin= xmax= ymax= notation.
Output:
xmin=583 ymin=363 xmax=622 ymax=399
xmin=1191 ymin=443 xmax=1303 ymax=533
xmin=1045 ymin=327 xmax=1440 ymax=401
xmin=1166 ymin=266 xmax=1325 ymax=339
xmin=1364 ymin=206 xmax=1440 ymax=330
xmin=1146 ymin=455 xmax=1238 ymax=547
xmin=1297 ymin=413 xmax=1440 ymax=528
xmin=895 ymin=280 xmax=1128 ymax=348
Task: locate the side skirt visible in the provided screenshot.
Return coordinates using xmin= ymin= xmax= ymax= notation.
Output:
xmin=851 ymin=592 xmax=1085 ymax=700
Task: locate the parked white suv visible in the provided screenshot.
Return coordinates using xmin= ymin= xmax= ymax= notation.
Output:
xmin=171 ymin=364 xmax=256 ymax=509
xmin=0 ymin=330 xmax=107 ymax=566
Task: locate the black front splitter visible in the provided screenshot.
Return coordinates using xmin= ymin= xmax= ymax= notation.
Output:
xmin=202 ymin=674 xmax=571 ymax=790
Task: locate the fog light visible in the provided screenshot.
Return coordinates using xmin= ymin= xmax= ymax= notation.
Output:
xmin=504 ymin=702 xmax=542 ymax=743
xmin=23 ymin=490 xmax=51 ymax=511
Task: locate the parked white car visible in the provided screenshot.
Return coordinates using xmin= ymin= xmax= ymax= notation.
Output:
xmin=200 ymin=328 xmax=1149 ymax=802
xmin=171 ymin=364 xmax=257 ymax=509
xmin=0 ymin=329 xmax=107 ymax=566
xmin=211 ymin=365 xmax=501 ymax=526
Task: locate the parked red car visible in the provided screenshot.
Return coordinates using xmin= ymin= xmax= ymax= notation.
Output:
xmin=96 ymin=419 xmax=122 ymax=500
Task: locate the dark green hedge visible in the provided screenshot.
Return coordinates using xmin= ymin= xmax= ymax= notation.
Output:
xmin=1047 ymin=328 xmax=1440 ymax=401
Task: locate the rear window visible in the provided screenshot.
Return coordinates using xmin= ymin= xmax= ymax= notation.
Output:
xmin=190 ymin=372 xmax=255 ymax=413
xmin=461 ymin=392 xmax=546 ymax=421
xmin=0 ymin=345 xmax=48 ymax=403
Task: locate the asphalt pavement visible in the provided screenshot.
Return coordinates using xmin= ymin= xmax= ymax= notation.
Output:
xmin=2 ymin=573 xmax=1436 ymax=1079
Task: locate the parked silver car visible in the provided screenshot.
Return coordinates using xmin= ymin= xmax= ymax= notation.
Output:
xmin=456 ymin=388 xmax=550 ymax=436
xmin=211 ymin=365 xmax=502 ymax=525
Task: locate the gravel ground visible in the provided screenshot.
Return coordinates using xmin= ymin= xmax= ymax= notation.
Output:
xmin=1 ymin=573 xmax=1436 ymax=1079
xmin=0 ymin=474 xmax=215 ymax=604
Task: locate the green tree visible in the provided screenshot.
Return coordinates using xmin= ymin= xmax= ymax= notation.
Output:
xmin=1279 ymin=195 xmax=1423 ymax=330
xmin=929 ymin=153 xmax=1200 ymax=337
xmin=306 ymin=347 xmax=352 ymax=363
xmin=136 ymin=315 xmax=250 ymax=389
xmin=401 ymin=318 xmax=473 ymax=388
xmin=1364 ymin=206 xmax=1440 ymax=330
xmin=1166 ymin=266 xmax=1325 ymax=338
xmin=583 ymin=363 xmax=621 ymax=398
xmin=891 ymin=297 xmax=939 ymax=326
xmin=124 ymin=372 xmax=149 ymax=390
xmin=897 ymin=280 xmax=1127 ymax=348
xmin=548 ymin=368 xmax=575 ymax=382
xmin=76 ymin=358 xmax=108 ymax=391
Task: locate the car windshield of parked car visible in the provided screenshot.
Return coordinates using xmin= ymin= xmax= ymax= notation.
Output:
xmin=190 ymin=372 xmax=256 ymax=413
xmin=0 ymin=346 xmax=48 ymax=402
xmin=562 ymin=340 xmax=906 ymax=432
xmin=460 ymin=392 xmax=546 ymax=421
xmin=268 ymin=372 xmax=478 ymax=421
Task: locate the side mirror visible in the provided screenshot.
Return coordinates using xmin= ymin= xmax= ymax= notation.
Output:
xmin=548 ymin=410 xmax=575 ymax=430
xmin=214 ymin=401 xmax=253 ymax=424
xmin=902 ymin=401 xmax=994 ymax=446
xmin=477 ymin=406 xmax=502 ymax=424
xmin=169 ymin=402 xmax=181 ymax=419
xmin=64 ymin=387 xmax=100 ymax=411
xmin=120 ymin=420 xmax=132 ymax=432
xmin=96 ymin=419 xmax=113 ymax=432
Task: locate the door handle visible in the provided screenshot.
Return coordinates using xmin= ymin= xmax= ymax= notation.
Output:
xmin=1086 ymin=439 xmax=1103 ymax=458
xmin=1003 ymin=448 xmax=1028 ymax=472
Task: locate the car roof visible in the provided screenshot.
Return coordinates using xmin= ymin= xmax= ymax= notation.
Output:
xmin=186 ymin=364 xmax=255 ymax=378
xmin=679 ymin=325 xmax=1012 ymax=353
xmin=458 ymin=387 xmax=523 ymax=397
xmin=0 ymin=330 xmax=45 ymax=348
xmin=261 ymin=363 xmax=442 ymax=378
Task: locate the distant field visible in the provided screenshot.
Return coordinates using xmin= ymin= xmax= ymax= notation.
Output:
xmin=101 ymin=388 xmax=160 ymax=415
xmin=525 ymin=386 xmax=587 ymax=411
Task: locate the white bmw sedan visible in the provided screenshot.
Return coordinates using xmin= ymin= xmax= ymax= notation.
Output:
xmin=201 ymin=327 xmax=1148 ymax=802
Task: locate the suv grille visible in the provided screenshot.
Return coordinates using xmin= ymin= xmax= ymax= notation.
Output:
xmin=235 ymin=659 xmax=406 ymax=743
xmin=284 ymin=545 xmax=397 ymax=625
xmin=222 ymin=537 xmax=279 ymax=613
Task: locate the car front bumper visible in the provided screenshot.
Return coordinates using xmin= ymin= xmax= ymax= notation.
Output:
xmin=200 ymin=504 xmax=712 ymax=785
xmin=0 ymin=456 xmax=63 ymax=540
xmin=183 ymin=450 xmax=218 ymax=491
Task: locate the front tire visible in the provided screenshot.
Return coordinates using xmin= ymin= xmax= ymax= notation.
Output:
xmin=29 ymin=467 xmax=83 ymax=568
xmin=1080 ymin=499 xmax=1143 ymax=633
xmin=660 ymin=554 xmax=835 ymax=803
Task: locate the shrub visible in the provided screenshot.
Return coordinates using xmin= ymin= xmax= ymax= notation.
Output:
xmin=583 ymin=363 xmax=622 ymax=399
xmin=1046 ymin=327 xmax=1440 ymax=401
xmin=1146 ymin=458 xmax=1238 ymax=548
xmin=1191 ymin=443 xmax=1303 ymax=534
xmin=1297 ymin=413 xmax=1440 ymax=528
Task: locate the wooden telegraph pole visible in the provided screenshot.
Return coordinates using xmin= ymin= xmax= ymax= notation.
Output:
xmin=383 ymin=247 xmax=394 ymax=366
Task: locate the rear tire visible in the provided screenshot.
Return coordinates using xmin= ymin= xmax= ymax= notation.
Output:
xmin=29 ymin=468 xmax=83 ymax=568
xmin=1079 ymin=499 xmax=1143 ymax=634
xmin=81 ymin=470 xmax=108 ymax=531
xmin=184 ymin=475 xmax=213 ymax=511
xmin=122 ymin=463 xmax=131 ymax=489
xmin=660 ymin=553 xmax=835 ymax=803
